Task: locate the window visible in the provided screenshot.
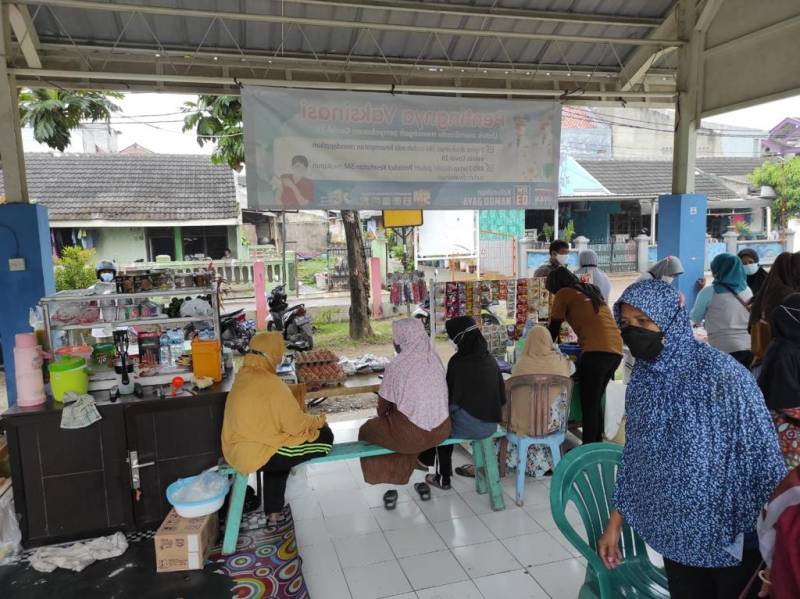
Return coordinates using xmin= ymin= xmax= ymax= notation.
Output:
xmin=183 ymin=226 xmax=228 ymax=260
xmin=145 ymin=227 xmax=175 ymax=261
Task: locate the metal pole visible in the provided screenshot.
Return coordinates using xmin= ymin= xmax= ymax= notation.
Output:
xmin=282 ymin=211 xmax=287 ymax=286
xmin=781 ymin=160 xmax=787 ymax=243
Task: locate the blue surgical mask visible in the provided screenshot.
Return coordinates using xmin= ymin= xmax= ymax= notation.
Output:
xmin=743 ymin=263 xmax=759 ymax=276
xmin=100 ymin=272 xmax=114 ymax=283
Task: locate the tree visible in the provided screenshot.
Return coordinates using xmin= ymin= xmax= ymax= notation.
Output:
xmin=183 ymin=96 xmax=374 ymax=338
xmin=749 ymin=157 xmax=800 ymax=218
xmin=19 ymin=89 xmax=122 ymax=151
xmin=54 ymin=246 xmax=97 ymax=291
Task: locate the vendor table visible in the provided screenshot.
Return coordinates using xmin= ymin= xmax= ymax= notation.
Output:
xmin=305 ymin=373 xmax=382 ymax=401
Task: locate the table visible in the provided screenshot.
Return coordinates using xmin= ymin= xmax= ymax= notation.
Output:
xmin=305 ymin=373 xmax=382 ymax=403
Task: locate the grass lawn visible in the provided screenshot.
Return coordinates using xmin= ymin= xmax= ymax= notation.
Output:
xmin=313 ymin=319 xmax=396 ymax=353
xmin=297 ymin=257 xmax=328 ymax=286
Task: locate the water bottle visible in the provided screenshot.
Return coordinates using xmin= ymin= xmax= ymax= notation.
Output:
xmin=171 ymin=329 xmax=184 ymax=366
xmin=159 ymin=332 xmax=171 ymax=366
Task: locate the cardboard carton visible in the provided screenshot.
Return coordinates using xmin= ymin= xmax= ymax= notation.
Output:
xmin=154 ymin=509 xmax=219 ymax=573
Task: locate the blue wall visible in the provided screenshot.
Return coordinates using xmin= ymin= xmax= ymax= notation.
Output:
xmin=0 ymin=204 xmax=55 ymax=406
xmin=572 ymin=202 xmax=621 ymax=242
xmin=658 ymin=194 xmax=707 ymax=308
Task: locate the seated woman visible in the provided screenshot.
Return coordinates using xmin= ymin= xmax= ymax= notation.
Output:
xmin=221 ymin=332 xmax=332 ymax=525
xmin=504 ymin=325 xmax=574 ymax=478
xmin=419 ymin=316 xmax=505 ymax=490
xmin=358 ymin=318 xmax=450 ymax=504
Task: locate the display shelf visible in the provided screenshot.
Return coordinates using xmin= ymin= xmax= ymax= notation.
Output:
xmin=41 ymin=287 xmax=215 ymax=304
xmin=50 ymin=316 xmax=212 ymax=331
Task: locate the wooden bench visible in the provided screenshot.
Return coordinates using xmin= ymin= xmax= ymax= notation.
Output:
xmin=220 ymin=429 xmax=507 ymax=555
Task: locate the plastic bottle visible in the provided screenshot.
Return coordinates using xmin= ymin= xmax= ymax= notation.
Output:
xmin=160 ymin=331 xmax=171 ymax=367
xmin=171 ymin=329 xmax=184 ymax=366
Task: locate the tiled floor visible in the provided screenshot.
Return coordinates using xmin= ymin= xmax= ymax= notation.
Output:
xmin=290 ymin=445 xmax=589 ymax=599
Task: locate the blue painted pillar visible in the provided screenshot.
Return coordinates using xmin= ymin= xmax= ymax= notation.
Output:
xmin=0 ymin=204 xmax=56 ymax=406
xmin=657 ymin=193 xmax=707 ymax=309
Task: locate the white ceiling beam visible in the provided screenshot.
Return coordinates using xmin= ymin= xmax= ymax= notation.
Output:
xmin=618 ymin=7 xmax=678 ymax=91
xmin=7 ymin=4 xmax=39 ymax=68
xmin=14 ymin=0 xmax=683 ymax=47
xmin=694 ymin=0 xmax=726 ymax=33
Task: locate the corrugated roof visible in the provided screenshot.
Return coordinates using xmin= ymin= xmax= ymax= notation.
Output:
xmin=695 ymin=157 xmax=767 ymax=179
xmin=0 ymin=153 xmax=238 ymax=222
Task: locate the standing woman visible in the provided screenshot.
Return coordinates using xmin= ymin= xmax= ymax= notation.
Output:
xmin=749 ymin=252 xmax=800 ymax=366
xmin=758 ymin=293 xmax=800 ymax=470
xmin=419 ymin=316 xmax=505 ymax=490
xmin=358 ymin=318 xmax=450 ymax=503
xmin=690 ymin=253 xmax=753 ymax=367
xmin=546 ymin=268 xmax=623 ymax=444
xmin=738 ymin=248 xmax=768 ymax=296
xmin=574 ymin=250 xmax=612 ymax=303
xmin=634 ymin=255 xmax=684 ymax=285
xmin=599 ymin=280 xmax=785 ymax=598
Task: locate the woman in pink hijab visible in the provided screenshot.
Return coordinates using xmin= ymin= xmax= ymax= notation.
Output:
xmin=359 ymin=318 xmax=451 ymax=507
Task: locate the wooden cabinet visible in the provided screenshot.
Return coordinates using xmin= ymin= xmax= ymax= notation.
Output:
xmin=3 ymin=386 xmax=229 ymax=547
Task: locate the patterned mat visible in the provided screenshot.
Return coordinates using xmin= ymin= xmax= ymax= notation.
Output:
xmin=207 ymin=506 xmax=309 ymax=599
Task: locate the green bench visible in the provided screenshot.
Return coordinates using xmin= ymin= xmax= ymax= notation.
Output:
xmin=220 ymin=429 xmax=507 ymax=555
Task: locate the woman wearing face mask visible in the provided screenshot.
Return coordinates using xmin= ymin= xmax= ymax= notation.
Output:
xmin=690 ymin=253 xmax=753 ymax=367
xmin=634 ymin=255 xmax=684 ymax=285
xmin=418 ymin=316 xmax=505 ymax=490
xmin=546 ymin=268 xmax=623 ymax=444
xmin=738 ymin=248 xmax=768 ymax=296
xmin=758 ymin=293 xmax=800 ymax=470
xmin=599 ymin=280 xmax=785 ymax=598
xmin=358 ymin=318 xmax=450 ymax=505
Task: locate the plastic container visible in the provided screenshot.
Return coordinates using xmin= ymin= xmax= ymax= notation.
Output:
xmin=165 ymin=472 xmax=231 ymax=518
xmin=191 ymin=338 xmax=222 ymax=383
xmin=14 ymin=333 xmax=46 ymax=407
xmin=48 ymin=356 xmax=89 ymax=402
xmin=55 ymin=344 xmax=93 ymax=364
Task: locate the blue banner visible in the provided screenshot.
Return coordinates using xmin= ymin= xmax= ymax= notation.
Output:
xmin=242 ymin=87 xmax=561 ymax=211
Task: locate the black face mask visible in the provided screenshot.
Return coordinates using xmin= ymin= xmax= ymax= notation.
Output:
xmin=621 ymin=326 xmax=664 ymax=361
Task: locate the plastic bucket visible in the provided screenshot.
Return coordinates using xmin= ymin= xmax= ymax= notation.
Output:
xmin=48 ymin=356 xmax=89 ymax=402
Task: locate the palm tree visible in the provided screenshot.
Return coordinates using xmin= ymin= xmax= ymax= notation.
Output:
xmin=18 ymin=88 xmax=123 ymax=151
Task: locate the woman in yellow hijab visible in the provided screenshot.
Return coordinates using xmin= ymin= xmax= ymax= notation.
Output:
xmin=222 ymin=332 xmax=332 ymax=523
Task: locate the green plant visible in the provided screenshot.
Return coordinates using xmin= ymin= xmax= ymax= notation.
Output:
xmin=315 ymin=307 xmax=339 ymax=325
xmin=19 ymin=89 xmax=122 ymax=151
xmin=182 ymin=95 xmax=244 ymax=171
xmin=54 ymin=246 xmax=97 ymax=291
xmin=297 ymin=257 xmax=328 ymax=285
xmin=734 ymin=220 xmax=751 ymax=237
xmin=749 ymin=157 xmax=800 ymax=217
xmin=542 ymin=223 xmax=554 ymax=242
xmin=563 ymin=220 xmax=576 ymax=243
xmin=240 ymin=233 xmax=250 ymax=248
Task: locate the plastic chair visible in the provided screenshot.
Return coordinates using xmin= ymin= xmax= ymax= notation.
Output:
xmin=550 ymin=442 xmax=669 ymax=599
xmin=504 ymin=374 xmax=572 ymax=506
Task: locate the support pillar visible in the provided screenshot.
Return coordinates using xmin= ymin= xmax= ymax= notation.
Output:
xmin=173 ymin=226 xmax=183 ymax=261
xmin=671 ymin=0 xmax=701 ymax=196
xmin=723 ymin=227 xmax=739 ymax=255
xmin=369 ymin=257 xmax=383 ymax=319
xmin=253 ymin=260 xmax=267 ymax=331
xmin=658 ymin=193 xmax=707 ymax=308
xmin=784 ymin=229 xmax=796 ymax=253
xmin=635 ymin=234 xmax=651 ymax=273
xmin=0 ymin=5 xmax=28 ymax=204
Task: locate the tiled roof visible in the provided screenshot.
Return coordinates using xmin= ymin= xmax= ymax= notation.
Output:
xmin=0 ymin=153 xmax=238 ymax=221
xmin=695 ymin=157 xmax=768 ymax=179
xmin=575 ymin=159 xmax=745 ymax=201
xmin=562 ymin=107 xmax=602 ymax=130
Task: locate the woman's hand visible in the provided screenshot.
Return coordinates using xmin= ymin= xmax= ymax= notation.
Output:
xmin=597 ymin=510 xmax=623 ymax=570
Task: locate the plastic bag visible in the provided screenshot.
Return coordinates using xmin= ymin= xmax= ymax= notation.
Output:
xmin=173 ymin=470 xmax=228 ymax=503
xmin=0 ymin=490 xmax=22 ymax=565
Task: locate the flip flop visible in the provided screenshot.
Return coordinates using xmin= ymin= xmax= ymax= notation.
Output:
xmin=455 ymin=465 xmax=475 ymax=478
xmin=414 ymin=482 xmax=432 ymax=501
xmin=383 ymin=490 xmax=398 ymax=510
xmin=425 ymin=473 xmax=451 ymax=491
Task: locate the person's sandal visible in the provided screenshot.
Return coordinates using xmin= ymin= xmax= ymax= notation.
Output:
xmin=414 ymin=482 xmax=432 ymax=500
xmin=383 ymin=490 xmax=398 ymax=510
xmin=455 ymin=465 xmax=475 ymax=478
xmin=425 ymin=473 xmax=451 ymax=491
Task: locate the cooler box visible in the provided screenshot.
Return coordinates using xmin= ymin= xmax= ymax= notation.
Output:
xmin=191 ymin=339 xmax=222 ymax=382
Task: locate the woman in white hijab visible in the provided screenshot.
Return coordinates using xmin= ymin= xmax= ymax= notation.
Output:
xmin=574 ymin=249 xmax=612 ymax=302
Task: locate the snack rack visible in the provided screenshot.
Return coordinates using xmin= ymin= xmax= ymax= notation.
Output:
xmin=39 ymin=287 xmax=221 ymax=390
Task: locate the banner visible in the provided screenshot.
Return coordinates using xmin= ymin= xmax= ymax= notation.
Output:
xmin=243 ymin=87 xmax=561 ymax=211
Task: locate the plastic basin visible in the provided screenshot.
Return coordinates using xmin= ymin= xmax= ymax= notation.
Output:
xmin=166 ymin=473 xmax=231 ymax=518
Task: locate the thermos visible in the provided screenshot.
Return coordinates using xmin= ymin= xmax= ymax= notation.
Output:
xmin=13 ymin=333 xmax=46 ymax=407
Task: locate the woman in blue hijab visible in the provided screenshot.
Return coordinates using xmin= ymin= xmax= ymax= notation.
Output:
xmin=690 ymin=252 xmax=753 ymax=367
xmin=599 ymin=279 xmax=785 ymax=598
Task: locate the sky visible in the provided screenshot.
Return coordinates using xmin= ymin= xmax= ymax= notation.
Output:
xmin=21 ymin=91 xmax=800 ymax=155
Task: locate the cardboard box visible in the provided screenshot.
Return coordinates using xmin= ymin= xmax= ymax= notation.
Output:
xmin=154 ymin=509 xmax=219 ymax=573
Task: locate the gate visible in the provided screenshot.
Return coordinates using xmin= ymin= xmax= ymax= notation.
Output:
xmin=588 ymin=239 xmax=637 ymax=273
xmin=327 ymin=245 xmax=372 ymax=291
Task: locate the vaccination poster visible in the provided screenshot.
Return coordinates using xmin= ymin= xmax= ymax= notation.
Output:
xmin=242 ymin=87 xmax=561 ymax=211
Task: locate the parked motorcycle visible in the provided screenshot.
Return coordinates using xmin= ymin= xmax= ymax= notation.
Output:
xmin=220 ymin=309 xmax=256 ymax=355
xmin=267 ymin=285 xmax=314 ymax=350
xmin=413 ymin=297 xmax=500 ymax=335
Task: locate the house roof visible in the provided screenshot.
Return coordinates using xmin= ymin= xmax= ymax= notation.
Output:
xmin=0 ymin=153 xmax=238 ymax=223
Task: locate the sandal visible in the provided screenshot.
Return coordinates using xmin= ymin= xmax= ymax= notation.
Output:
xmin=414 ymin=482 xmax=432 ymax=501
xmin=455 ymin=465 xmax=475 ymax=478
xmin=425 ymin=473 xmax=451 ymax=491
xmin=383 ymin=490 xmax=398 ymax=510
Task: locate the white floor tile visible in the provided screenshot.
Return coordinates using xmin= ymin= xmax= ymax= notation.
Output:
xmin=385 ymin=523 xmax=448 ymax=558
xmin=324 ymin=510 xmax=382 ymax=539
xmin=318 ymin=489 xmax=372 ymax=518
xmin=344 ymin=560 xmax=413 ymax=599
xmin=288 ymin=495 xmax=323 ymax=521
xmin=505 ymin=480 xmax=551 ymax=508
xmin=385 ymin=594 xmax=418 ymax=599
xmin=433 ymin=516 xmax=495 ymax=548
xmin=458 ymin=490 xmax=499 ymax=516
xmin=501 ymin=531 xmax=574 ymax=567
xmin=451 ymin=540 xmax=521 ymax=578
xmin=524 ymin=505 xmax=559 ymax=531
xmin=415 ymin=580 xmax=483 ymax=599
xmin=311 ymin=470 xmax=363 ymax=493
xmin=298 ymin=539 xmax=341 ymax=577
xmin=416 ymin=494 xmax=474 ymax=522
xmin=372 ymin=501 xmax=429 ymax=531
xmin=294 ymin=517 xmax=333 ymax=548
xmin=285 ymin=473 xmax=314 ymax=499
xmin=334 ymin=531 xmax=396 ymax=568
xmin=529 ymin=557 xmax=587 ymax=599
xmin=360 ymin=485 xmax=414 ymax=509
xmin=399 ymin=549 xmax=468 ymax=590
xmin=305 ymin=565 xmax=353 ymax=599
xmin=473 ymin=569 xmax=549 ymax=599
xmin=305 ymin=460 xmax=352 ymax=475
xmin=548 ymin=527 xmax=585 ymax=559
xmin=478 ymin=508 xmax=543 ymax=539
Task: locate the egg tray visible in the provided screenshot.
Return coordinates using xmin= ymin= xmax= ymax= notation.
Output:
xmin=297 ymin=363 xmax=347 ymax=389
xmin=294 ymin=349 xmax=340 ymax=365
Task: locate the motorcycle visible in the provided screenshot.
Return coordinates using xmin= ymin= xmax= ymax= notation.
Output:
xmin=220 ymin=309 xmax=256 ymax=355
xmin=413 ymin=297 xmax=500 ymax=335
xmin=267 ymin=285 xmax=314 ymax=350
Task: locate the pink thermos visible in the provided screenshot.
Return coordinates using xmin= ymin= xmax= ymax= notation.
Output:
xmin=14 ymin=333 xmax=46 ymax=407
